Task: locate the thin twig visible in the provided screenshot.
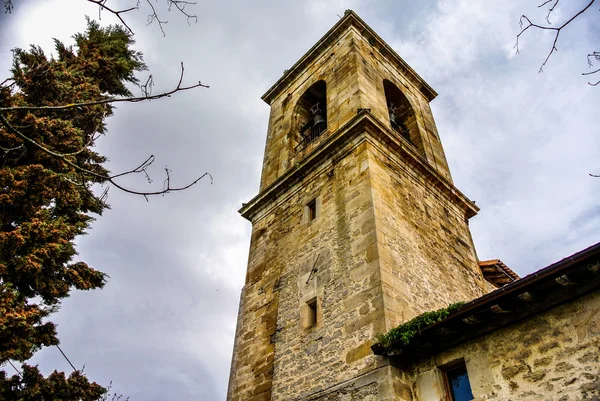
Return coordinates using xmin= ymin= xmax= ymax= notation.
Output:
xmin=0 ymin=63 xmax=208 ymax=113
xmin=515 ymin=0 xmax=596 ymax=73
xmin=56 ymin=344 xmax=77 ymax=371
xmin=86 ymin=0 xmax=138 ymax=33
xmin=145 ymin=0 xmax=168 ymax=36
xmin=7 ymin=360 xmax=22 ymax=378
xmin=0 ymin=113 xmax=212 ymax=197
xmin=541 ymin=0 xmax=560 ymax=24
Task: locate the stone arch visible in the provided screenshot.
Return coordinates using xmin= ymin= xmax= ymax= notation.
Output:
xmin=294 ymin=80 xmax=327 ymax=149
xmin=383 ymin=79 xmax=423 ymax=153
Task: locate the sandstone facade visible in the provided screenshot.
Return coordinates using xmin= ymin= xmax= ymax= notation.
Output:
xmin=227 ymin=11 xmax=489 ymax=401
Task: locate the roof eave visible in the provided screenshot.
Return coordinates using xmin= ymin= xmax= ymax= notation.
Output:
xmin=373 ymin=242 xmax=600 ymax=361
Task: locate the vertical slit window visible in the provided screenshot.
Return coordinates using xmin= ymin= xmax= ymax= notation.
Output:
xmin=302 ymin=297 xmax=318 ymax=329
xmin=307 ymin=199 xmax=317 ymax=221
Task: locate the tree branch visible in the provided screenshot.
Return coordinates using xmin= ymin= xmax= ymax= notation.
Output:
xmin=584 ymin=51 xmax=600 ymax=85
xmin=540 ymin=0 xmax=560 ymax=24
xmin=515 ymin=0 xmax=596 ymax=73
xmin=0 ymin=111 xmax=212 ymax=199
xmin=87 ymin=0 xmax=138 ymax=33
xmin=5 ymin=1 xmax=198 ymax=35
xmin=144 ymin=0 xmax=168 ymax=36
xmin=0 ymin=62 xmax=208 ymax=113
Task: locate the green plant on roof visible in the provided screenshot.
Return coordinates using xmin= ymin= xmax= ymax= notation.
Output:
xmin=376 ymin=302 xmax=465 ymax=352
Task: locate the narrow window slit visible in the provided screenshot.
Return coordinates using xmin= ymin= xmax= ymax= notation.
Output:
xmin=307 ymin=199 xmax=317 ymax=221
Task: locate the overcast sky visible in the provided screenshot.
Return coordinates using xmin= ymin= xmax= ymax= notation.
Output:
xmin=1 ymin=1 xmax=599 ymax=399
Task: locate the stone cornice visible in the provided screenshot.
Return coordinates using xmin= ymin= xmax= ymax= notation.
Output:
xmin=261 ymin=11 xmax=437 ymax=105
xmin=239 ymin=111 xmax=478 ymax=222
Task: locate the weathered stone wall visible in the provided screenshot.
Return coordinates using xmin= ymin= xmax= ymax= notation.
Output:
xmin=228 ymin=16 xmax=491 ymax=401
xmin=366 ymin=139 xmax=489 ymax=329
xmin=411 ymin=290 xmax=600 ymax=401
xmin=259 ymin=23 xmax=455 ymax=192
xmin=269 ymin=140 xmax=388 ymax=400
xmin=259 ymin=27 xmax=362 ymax=192
xmin=228 ymin=136 xmax=391 ymax=401
xmin=297 ymin=365 xmax=414 ymax=401
xmin=353 ymin=32 xmax=453 ymax=183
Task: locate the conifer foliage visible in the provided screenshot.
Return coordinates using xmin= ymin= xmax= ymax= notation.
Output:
xmin=0 ymin=20 xmax=147 ymax=399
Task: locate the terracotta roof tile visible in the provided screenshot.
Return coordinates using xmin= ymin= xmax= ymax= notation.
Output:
xmin=479 ymin=259 xmax=520 ymax=287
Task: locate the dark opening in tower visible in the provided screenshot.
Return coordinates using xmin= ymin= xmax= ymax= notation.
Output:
xmin=294 ymin=80 xmax=327 ymax=150
xmin=383 ymin=80 xmax=423 ymax=153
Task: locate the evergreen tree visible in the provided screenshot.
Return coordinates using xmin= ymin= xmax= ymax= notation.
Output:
xmin=0 ymin=20 xmax=147 ymax=399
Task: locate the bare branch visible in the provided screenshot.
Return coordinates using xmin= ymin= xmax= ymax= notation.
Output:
xmin=143 ymin=0 xmax=199 ymax=35
xmin=144 ymin=0 xmax=168 ymax=36
xmin=140 ymin=74 xmax=154 ymax=97
xmin=582 ymin=67 xmax=600 ymax=76
xmin=87 ymin=0 xmax=138 ymax=33
xmin=0 ymin=77 xmax=15 ymax=87
xmin=588 ymin=51 xmax=600 ymax=66
xmin=7 ymin=1 xmax=197 ymax=35
xmin=0 ymin=113 xmax=212 ymax=198
xmin=583 ymin=51 xmax=600 ymax=84
xmin=541 ymin=0 xmax=560 ymax=24
xmin=515 ymin=0 xmax=596 ymax=73
xmin=0 ymin=63 xmax=208 ymax=113
xmin=4 ymin=0 xmax=14 ymax=13
xmin=167 ymin=0 xmax=198 ymax=25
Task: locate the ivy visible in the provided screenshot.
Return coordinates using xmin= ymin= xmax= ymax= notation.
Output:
xmin=375 ymin=302 xmax=465 ymax=352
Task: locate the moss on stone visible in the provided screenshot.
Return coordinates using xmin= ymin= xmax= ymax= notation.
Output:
xmin=375 ymin=302 xmax=465 ymax=352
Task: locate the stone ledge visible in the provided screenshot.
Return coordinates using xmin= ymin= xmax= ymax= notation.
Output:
xmin=239 ymin=111 xmax=478 ymax=222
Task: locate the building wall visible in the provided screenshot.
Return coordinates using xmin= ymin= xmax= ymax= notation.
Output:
xmin=411 ymin=290 xmax=600 ymax=401
xmin=353 ymin=33 xmax=453 ymax=183
xmin=228 ymin=136 xmax=393 ymax=401
xmin=229 ymin=17 xmax=491 ymax=401
xmin=259 ymin=27 xmax=362 ymax=192
xmin=366 ymin=139 xmax=489 ymax=329
xmin=269 ymin=140 xmax=388 ymax=400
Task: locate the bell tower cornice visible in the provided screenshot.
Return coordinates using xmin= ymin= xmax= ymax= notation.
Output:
xmin=261 ymin=10 xmax=437 ymax=105
xmin=239 ymin=110 xmax=478 ymax=223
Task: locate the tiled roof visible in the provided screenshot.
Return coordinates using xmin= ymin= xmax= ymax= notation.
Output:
xmin=479 ymin=259 xmax=520 ymax=287
xmin=372 ymin=242 xmax=600 ymax=361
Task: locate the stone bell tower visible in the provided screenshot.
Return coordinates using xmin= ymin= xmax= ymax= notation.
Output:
xmin=227 ymin=11 xmax=490 ymax=401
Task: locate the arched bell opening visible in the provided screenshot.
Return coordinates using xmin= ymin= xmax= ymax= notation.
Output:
xmin=294 ymin=80 xmax=327 ymax=150
xmin=383 ymin=80 xmax=423 ymax=153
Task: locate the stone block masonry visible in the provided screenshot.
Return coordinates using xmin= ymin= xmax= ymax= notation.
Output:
xmin=227 ymin=11 xmax=492 ymax=401
xmin=411 ymin=290 xmax=600 ymax=401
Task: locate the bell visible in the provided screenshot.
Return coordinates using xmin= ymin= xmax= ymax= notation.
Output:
xmin=389 ymin=111 xmax=397 ymax=125
xmin=313 ymin=112 xmax=326 ymax=127
xmin=388 ymin=102 xmax=397 ymax=125
xmin=311 ymin=102 xmax=326 ymax=128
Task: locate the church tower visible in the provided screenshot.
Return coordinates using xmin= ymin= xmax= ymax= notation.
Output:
xmin=227 ymin=11 xmax=490 ymax=401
